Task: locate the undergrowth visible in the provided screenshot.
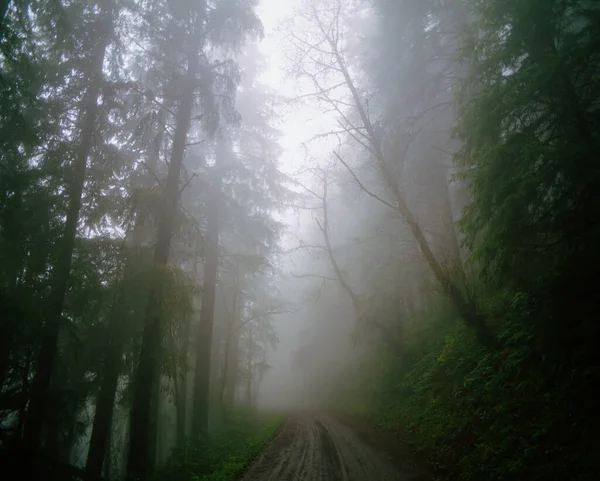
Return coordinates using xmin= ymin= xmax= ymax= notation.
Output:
xmin=154 ymin=409 xmax=283 ymax=481
xmin=341 ymin=296 xmax=599 ymax=481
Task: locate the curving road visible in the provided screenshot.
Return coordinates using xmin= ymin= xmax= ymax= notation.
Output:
xmin=239 ymin=413 xmax=428 ymax=481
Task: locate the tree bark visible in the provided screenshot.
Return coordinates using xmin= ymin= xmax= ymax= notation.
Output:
xmin=0 ymin=0 xmax=10 ymax=28
xmin=191 ymin=169 xmax=221 ymax=438
xmin=219 ymin=332 xmax=231 ymax=410
xmin=0 ymin=298 xmax=17 ymax=394
xmin=85 ymin=254 xmax=143 ymax=481
xmin=126 ymin=45 xmax=199 ymax=481
xmin=60 ymin=421 xmax=76 ymax=465
xmin=85 ymin=96 xmax=167 ymax=481
xmin=245 ymin=325 xmax=252 ymax=407
xmin=16 ymin=353 xmax=30 ymax=438
xmin=219 ymin=282 xmax=239 ymax=409
xmin=147 ymin=375 xmax=161 ymax=473
xmin=84 ymin=351 xmax=119 ymax=481
xmin=23 ymin=4 xmax=112 ymax=471
xmin=176 ymin=315 xmax=191 ymax=449
xmin=322 ymin=17 xmax=496 ymax=349
xmin=224 ymin=329 xmax=239 ymax=406
xmin=102 ymin=428 xmax=111 ymax=480
xmin=44 ymin=390 xmax=60 ymax=461
xmin=313 ymin=173 xmax=404 ymax=352
xmin=0 ymin=184 xmax=23 ymax=394
xmin=317 ymin=175 xmax=360 ymax=313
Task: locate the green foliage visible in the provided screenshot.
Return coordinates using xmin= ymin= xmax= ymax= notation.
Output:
xmin=455 ymin=0 xmax=600 ymax=292
xmin=155 ymin=409 xmax=283 ymax=481
xmin=341 ymin=0 xmax=600 ymax=479
xmin=350 ymin=298 xmax=597 ymax=481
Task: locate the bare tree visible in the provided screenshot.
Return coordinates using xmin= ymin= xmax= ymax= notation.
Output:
xmin=289 ymin=168 xmax=405 ymax=354
xmin=285 ymin=0 xmax=495 ymax=348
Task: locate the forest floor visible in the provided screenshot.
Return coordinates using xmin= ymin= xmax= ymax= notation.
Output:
xmin=237 ymin=412 xmax=431 ymax=481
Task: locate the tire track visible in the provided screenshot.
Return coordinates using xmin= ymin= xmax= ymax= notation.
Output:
xmin=239 ymin=413 xmax=427 ymax=481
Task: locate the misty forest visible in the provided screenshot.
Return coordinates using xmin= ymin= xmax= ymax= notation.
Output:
xmin=1 ymin=0 xmax=599 ymax=480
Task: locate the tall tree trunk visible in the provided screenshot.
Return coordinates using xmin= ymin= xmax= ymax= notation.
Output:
xmin=16 ymin=353 xmax=30 ymax=438
xmin=0 ymin=0 xmax=10 ymax=27
xmin=219 ymin=335 xmax=231 ymax=409
xmin=44 ymin=391 xmax=60 ymax=460
xmin=406 ymin=287 xmax=415 ymax=314
xmin=315 ymin=174 xmax=403 ymax=354
xmin=191 ymin=170 xmax=221 ymax=438
xmin=441 ymin=171 xmax=463 ymax=266
xmin=84 ymin=309 xmax=127 ymax=480
xmin=0 ymin=188 xmax=22 ymax=393
xmin=85 ymin=101 xmax=167 ymax=481
xmin=60 ymin=421 xmax=76 ymax=465
xmin=245 ymin=326 xmax=252 ymax=408
xmin=219 ymin=282 xmax=238 ymax=409
xmin=327 ymin=29 xmax=496 ymax=348
xmin=84 ymin=325 xmax=120 ymax=478
xmin=126 ymin=46 xmax=199 ymax=481
xmin=253 ymin=367 xmax=266 ymax=405
xmin=0 ymin=300 xmax=16 ymax=393
xmin=176 ymin=316 xmax=191 ymax=449
xmin=147 ymin=376 xmax=161 ymax=473
xmin=23 ymin=4 xmax=112 ymax=470
xmin=224 ymin=329 xmax=239 ymax=407
xmin=424 ymin=149 xmax=463 ymax=266
xmin=102 ymin=428 xmax=111 ymax=480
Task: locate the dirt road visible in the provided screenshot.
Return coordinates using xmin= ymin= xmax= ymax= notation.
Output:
xmin=239 ymin=413 xmax=428 ymax=481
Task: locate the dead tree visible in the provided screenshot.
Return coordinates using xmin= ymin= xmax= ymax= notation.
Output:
xmin=290 ymin=169 xmax=405 ymax=355
xmin=286 ymin=0 xmax=496 ymax=348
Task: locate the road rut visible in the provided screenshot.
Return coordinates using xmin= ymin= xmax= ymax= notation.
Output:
xmin=239 ymin=413 xmax=427 ymax=481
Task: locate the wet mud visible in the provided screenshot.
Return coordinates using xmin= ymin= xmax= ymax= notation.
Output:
xmin=239 ymin=413 xmax=429 ymax=481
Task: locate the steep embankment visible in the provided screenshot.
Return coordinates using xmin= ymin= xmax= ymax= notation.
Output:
xmin=341 ymin=310 xmax=600 ymax=481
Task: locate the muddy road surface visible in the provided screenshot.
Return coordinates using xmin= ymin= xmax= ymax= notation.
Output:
xmin=239 ymin=413 xmax=429 ymax=481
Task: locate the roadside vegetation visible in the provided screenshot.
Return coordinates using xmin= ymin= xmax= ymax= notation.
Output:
xmin=343 ymin=301 xmax=597 ymax=481
xmin=156 ymin=409 xmax=283 ymax=481
xmin=1 ymin=0 xmax=599 ymax=480
xmin=286 ymin=2 xmax=600 ymax=481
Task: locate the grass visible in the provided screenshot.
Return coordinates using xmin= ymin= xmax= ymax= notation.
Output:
xmin=155 ymin=408 xmax=284 ymax=481
xmin=336 ymin=305 xmax=599 ymax=481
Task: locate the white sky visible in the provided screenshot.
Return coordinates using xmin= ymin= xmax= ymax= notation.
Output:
xmin=252 ymin=0 xmax=333 ymax=405
xmin=256 ymin=0 xmax=338 ymax=176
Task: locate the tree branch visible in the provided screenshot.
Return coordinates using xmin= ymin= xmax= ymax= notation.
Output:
xmin=291 ymin=273 xmax=338 ymax=282
xmin=333 ymin=151 xmax=398 ymax=212
xmin=233 ymin=308 xmax=295 ymax=334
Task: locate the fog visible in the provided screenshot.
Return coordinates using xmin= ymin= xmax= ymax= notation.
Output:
xmin=4 ymin=0 xmax=597 ymax=479
xmin=253 ymin=0 xmax=466 ymax=412
xmin=0 ymin=0 xmax=472 ymax=464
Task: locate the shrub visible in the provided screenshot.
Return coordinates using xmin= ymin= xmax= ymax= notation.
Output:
xmin=155 ymin=409 xmax=283 ymax=481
